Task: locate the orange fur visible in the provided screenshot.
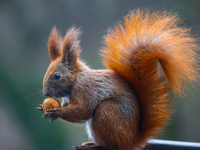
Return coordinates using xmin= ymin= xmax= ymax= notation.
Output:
xmin=101 ymin=9 xmax=198 ymax=147
xmin=47 ymin=27 xmax=62 ymax=61
xmin=61 ymin=27 xmax=82 ymax=63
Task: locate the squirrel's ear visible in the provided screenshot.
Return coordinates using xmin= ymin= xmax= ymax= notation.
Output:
xmin=47 ymin=27 xmax=62 ymax=61
xmin=61 ymin=27 xmax=81 ymax=66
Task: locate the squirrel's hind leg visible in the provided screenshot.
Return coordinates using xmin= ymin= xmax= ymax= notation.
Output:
xmin=91 ymin=99 xmax=139 ymax=150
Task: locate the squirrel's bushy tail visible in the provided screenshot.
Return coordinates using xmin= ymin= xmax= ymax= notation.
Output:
xmin=101 ymin=10 xmax=198 ymax=148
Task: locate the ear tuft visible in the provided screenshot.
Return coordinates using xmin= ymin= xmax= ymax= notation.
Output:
xmin=61 ymin=27 xmax=82 ymax=65
xmin=47 ymin=26 xmax=62 ymax=61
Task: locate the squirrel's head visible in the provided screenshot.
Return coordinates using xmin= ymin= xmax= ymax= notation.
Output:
xmin=43 ymin=27 xmax=81 ymax=98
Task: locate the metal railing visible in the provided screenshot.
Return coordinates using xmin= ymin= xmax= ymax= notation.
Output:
xmin=143 ymin=139 xmax=200 ymax=150
xmin=74 ymin=139 xmax=200 ymax=150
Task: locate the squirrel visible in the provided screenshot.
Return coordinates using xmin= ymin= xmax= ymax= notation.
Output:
xmin=41 ymin=10 xmax=198 ymax=150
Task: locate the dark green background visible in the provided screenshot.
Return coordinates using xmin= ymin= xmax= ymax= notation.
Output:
xmin=0 ymin=0 xmax=200 ymax=150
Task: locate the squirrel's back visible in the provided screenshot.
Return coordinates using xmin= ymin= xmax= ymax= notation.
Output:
xmin=101 ymin=9 xmax=198 ymax=148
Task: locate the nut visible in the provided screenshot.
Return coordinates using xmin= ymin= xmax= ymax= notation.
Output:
xmin=42 ymin=97 xmax=61 ymax=113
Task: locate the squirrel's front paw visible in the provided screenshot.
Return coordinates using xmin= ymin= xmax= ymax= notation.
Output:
xmin=43 ymin=108 xmax=61 ymax=122
xmin=37 ymin=97 xmax=62 ymax=122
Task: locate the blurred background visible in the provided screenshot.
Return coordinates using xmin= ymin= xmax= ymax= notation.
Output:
xmin=0 ymin=0 xmax=200 ymax=150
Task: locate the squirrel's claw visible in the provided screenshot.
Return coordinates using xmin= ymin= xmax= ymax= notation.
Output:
xmin=49 ymin=117 xmax=58 ymax=122
xmin=74 ymin=142 xmax=104 ymax=150
xmin=73 ymin=145 xmax=89 ymax=150
xmin=46 ymin=108 xmax=60 ymax=112
xmin=81 ymin=142 xmax=95 ymax=146
xmin=41 ymin=113 xmax=58 ymax=122
xmin=42 ymin=108 xmax=61 ymax=122
xmin=73 ymin=145 xmax=104 ymax=150
xmin=36 ymin=104 xmax=43 ymax=111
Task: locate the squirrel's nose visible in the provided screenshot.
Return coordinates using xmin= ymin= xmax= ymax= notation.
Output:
xmin=44 ymin=92 xmax=50 ymax=97
xmin=43 ymin=88 xmax=51 ymax=97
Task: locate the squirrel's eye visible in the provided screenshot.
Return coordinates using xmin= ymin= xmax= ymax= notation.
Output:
xmin=53 ymin=73 xmax=61 ymax=80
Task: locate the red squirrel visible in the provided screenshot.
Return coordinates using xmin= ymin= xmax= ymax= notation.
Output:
xmin=40 ymin=10 xmax=198 ymax=150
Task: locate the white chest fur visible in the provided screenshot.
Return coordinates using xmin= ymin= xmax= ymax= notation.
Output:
xmin=86 ymin=118 xmax=94 ymax=141
xmin=61 ymin=96 xmax=70 ymax=107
